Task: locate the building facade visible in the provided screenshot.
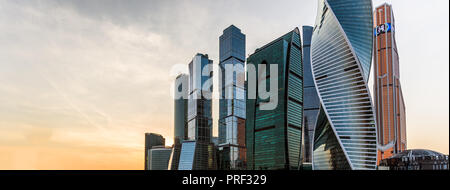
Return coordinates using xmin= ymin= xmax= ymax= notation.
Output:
xmin=178 ymin=53 xmax=215 ymax=170
xmin=170 ymin=74 xmax=189 ymax=170
xmin=379 ymin=149 xmax=449 ymax=170
xmin=373 ymin=3 xmax=407 ymax=162
xmin=301 ymin=25 xmax=320 ymax=169
xmin=218 ymin=25 xmax=247 ymax=170
xmin=178 ymin=141 xmax=217 ymax=170
xmin=144 ymin=133 xmax=165 ymax=170
xmin=187 ymin=53 xmax=213 ymax=142
xmin=311 ymin=0 xmax=378 ymax=170
xmin=246 ymin=28 xmax=303 ymax=170
xmin=148 ymin=146 xmax=172 ymax=170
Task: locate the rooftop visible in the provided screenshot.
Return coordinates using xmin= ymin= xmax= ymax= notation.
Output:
xmin=390 ymin=149 xmax=447 ymax=159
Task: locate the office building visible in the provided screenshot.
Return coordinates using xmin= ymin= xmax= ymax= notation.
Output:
xmin=144 ymin=133 xmax=165 ymax=170
xmin=301 ymin=25 xmax=320 ymax=169
xmin=178 ymin=53 xmax=215 ymax=170
xmin=246 ymin=28 xmax=303 ymax=170
xmin=310 ymin=0 xmax=378 ymax=170
xmin=373 ymin=3 xmax=407 ymax=162
xmin=169 ymin=74 xmax=189 ymax=170
xmin=148 ymin=146 xmax=172 ymax=170
xmin=187 ymin=53 xmax=213 ymax=142
xmin=379 ymin=149 xmax=449 ymax=170
xmin=218 ymin=25 xmax=247 ymax=170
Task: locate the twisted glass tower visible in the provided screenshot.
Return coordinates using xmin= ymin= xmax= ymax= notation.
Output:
xmin=311 ymin=0 xmax=378 ymax=170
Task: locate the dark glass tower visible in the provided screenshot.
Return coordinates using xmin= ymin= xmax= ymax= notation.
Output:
xmin=170 ymin=74 xmax=189 ymax=170
xmin=246 ymin=28 xmax=303 ymax=170
xmin=144 ymin=133 xmax=165 ymax=170
xmin=301 ymin=25 xmax=320 ymax=168
xmin=218 ymin=25 xmax=247 ymax=170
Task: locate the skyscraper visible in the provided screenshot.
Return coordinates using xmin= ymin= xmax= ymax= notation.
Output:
xmin=148 ymin=146 xmax=172 ymax=170
xmin=246 ymin=28 xmax=303 ymax=170
xmin=218 ymin=25 xmax=247 ymax=170
xmin=170 ymin=74 xmax=189 ymax=170
xmin=178 ymin=53 xmax=216 ymax=170
xmin=187 ymin=53 xmax=213 ymax=143
xmin=144 ymin=133 xmax=165 ymax=170
xmin=310 ymin=0 xmax=378 ymax=170
xmin=301 ymin=25 xmax=320 ymax=169
xmin=373 ymin=3 xmax=407 ymax=163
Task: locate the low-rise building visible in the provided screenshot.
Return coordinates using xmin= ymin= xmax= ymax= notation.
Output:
xmin=379 ymin=149 xmax=449 ymax=170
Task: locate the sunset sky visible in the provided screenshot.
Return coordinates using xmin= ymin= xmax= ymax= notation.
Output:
xmin=0 ymin=0 xmax=448 ymax=170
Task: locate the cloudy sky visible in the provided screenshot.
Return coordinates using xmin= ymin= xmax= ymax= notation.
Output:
xmin=0 ymin=0 xmax=448 ymax=169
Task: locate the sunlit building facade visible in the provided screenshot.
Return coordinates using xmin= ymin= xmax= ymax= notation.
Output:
xmin=178 ymin=141 xmax=217 ymax=170
xmin=178 ymin=141 xmax=196 ymax=170
xmin=311 ymin=0 xmax=378 ymax=170
xmin=218 ymin=25 xmax=247 ymax=170
xmin=373 ymin=3 xmax=407 ymax=163
xmin=246 ymin=28 xmax=303 ymax=170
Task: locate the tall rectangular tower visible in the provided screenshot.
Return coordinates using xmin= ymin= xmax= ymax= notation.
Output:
xmin=246 ymin=28 xmax=303 ymax=170
xmin=178 ymin=53 xmax=216 ymax=170
xmin=169 ymin=74 xmax=189 ymax=170
xmin=373 ymin=3 xmax=407 ymax=162
xmin=218 ymin=25 xmax=247 ymax=170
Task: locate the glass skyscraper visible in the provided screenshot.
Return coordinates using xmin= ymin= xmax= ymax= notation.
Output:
xmin=144 ymin=133 xmax=165 ymax=170
xmin=373 ymin=3 xmax=407 ymax=163
xmin=187 ymin=53 xmax=213 ymax=142
xmin=170 ymin=74 xmax=189 ymax=170
xmin=301 ymin=25 xmax=320 ymax=168
xmin=178 ymin=141 xmax=197 ymax=170
xmin=178 ymin=53 xmax=216 ymax=170
xmin=218 ymin=25 xmax=247 ymax=170
xmin=246 ymin=28 xmax=303 ymax=170
xmin=311 ymin=0 xmax=378 ymax=170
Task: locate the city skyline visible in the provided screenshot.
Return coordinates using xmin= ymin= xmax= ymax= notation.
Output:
xmin=0 ymin=0 xmax=448 ymax=170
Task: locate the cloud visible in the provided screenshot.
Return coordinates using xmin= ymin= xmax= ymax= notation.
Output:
xmin=0 ymin=0 xmax=178 ymax=150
